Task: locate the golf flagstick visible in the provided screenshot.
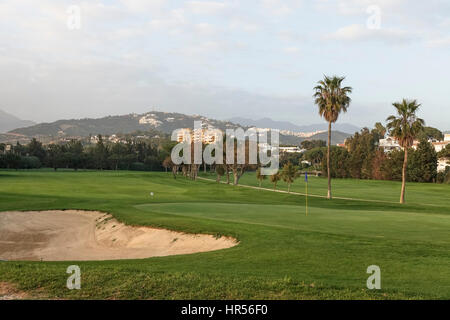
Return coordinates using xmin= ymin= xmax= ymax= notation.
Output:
xmin=305 ymin=172 xmax=308 ymax=216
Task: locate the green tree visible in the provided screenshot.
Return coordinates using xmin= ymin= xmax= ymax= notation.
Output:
xmin=216 ymin=165 xmax=225 ymax=183
xmin=417 ymin=127 xmax=443 ymax=141
xmin=438 ymin=144 xmax=450 ymax=159
xmin=386 ymin=99 xmax=425 ymax=204
xmin=94 ymin=135 xmax=109 ymax=170
xmin=27 ymin=138 xmax=46 ymax=161
xmin=380 ymin=149 xmax=405 ymax=181
xmin=281 ymin=162 xmax=298 ymax=193
xmin=4 ymin=153 xmax=21 ymax=170
xmin=20 ymin=156 xmax=41 ymax=169
xmin=346 ymin=128 xmax=377 ymax=179
xmin=313 ymin=75 xmax=352 ymax=199
xmin=46 ymin=144 xmax=63 ymax=171
xmin=408 ymin=139 xmax=437 ymax=183
xmin=303 ymin=147 xmax=325 ymax=168
xmin=301 ymin=140 xmax=326 ymax=150
xmin=256 ymin=167 xmax=267 ymax=187
xmin=162 ymin=156 xmax=172 ymax=173
xmin=66 ymin=140 xmax=85 ymax=170
xmin=373 ymin=122 xmax=386 ymax=139
xmin=270 ymin=171 xmax=281 ymax=190
xmin=437 ymin=167 xmax=450 ymax=184
xmin=321 ymin=146 xmax=350 ymax=178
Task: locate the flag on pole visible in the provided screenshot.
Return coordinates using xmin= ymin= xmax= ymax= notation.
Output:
xmin=305 ymin=172 xmax=308 ymax=216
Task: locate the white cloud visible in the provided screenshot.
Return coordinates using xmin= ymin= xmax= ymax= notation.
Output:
xmin=426 ymin=36 xmax=450 ymax=48
xmin=325 ymin=24 xmax=413 ymax=44
xmin=283 ymin=47 xmax=301 ymax=54
xmin=277 ymin=30 xmax=305 ymax=42
xmin=120 ymin=0 xmax=166 ymax=13
xmin=194 ymin=23 xmax=217 ymax=36
xmin=261 ymin=0 xmax=302 ymax=15
xmin=177 ymin=40 xmax=246 ymax=56
xmin=229 ymin=18 xmax=260 ymax=32
xmin=186 ymin=1 xmax=227 ymax=15
xmin=149 ymin=8 xmax=187 ymax=33
xmin=315 ymin=0 xmax=405 ymax=16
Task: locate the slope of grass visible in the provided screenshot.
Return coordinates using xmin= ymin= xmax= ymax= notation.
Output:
xmin=0 ymin=170 xmax=449 ymax=299
xmin=202 ymin=171 xmax=450 ymax=206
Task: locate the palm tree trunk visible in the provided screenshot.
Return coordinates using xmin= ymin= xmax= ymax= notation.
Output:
xmin=400 ymin=148 xmax=408 ymax=204
xmin=327 ymin=121 xmax=332 ymax=199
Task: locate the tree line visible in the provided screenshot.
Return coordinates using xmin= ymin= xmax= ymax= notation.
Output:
xmin=0 ymin=135 xmax=174 ymax=172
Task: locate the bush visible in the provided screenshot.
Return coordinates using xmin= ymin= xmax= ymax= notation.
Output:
xmin=130 ymin=162 xmax=146 ymax=171
xmin=437 ymin=167 xmax=450 ymax=184
xmin=19 ymin=156 xmax=42 ymax=169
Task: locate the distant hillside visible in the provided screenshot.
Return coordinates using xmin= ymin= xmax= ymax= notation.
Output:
xmin=308 ymin=131 xmax=351 ymax=145
xmin=8 ymin=112 xmax=241 ymax=138
xmin=0 ymin=109 xmax=35 ymax=133
xmin=227 ymin=117 xmax=360 ymax=134
xmin=7 ymin=111 xmax=351 ymax=145
xmin=279 ymin=131 xmax=351 ymax=146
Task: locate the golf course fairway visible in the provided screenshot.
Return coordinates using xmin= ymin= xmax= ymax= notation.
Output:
xmin=0 ymin=170 xmax=449 ymax=299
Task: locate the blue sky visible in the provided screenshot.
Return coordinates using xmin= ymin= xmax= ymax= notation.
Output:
xmin=1 ymin=0 xmax=449 ymax=130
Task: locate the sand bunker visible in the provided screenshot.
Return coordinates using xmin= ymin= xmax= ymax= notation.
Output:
xmin=0 ymin=210 xmax=237 ymax=261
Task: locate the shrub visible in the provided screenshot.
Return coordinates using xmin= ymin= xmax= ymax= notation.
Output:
xmin=19 ymin=156 xmax=42 ymax=169
xmin=130 ymin=162 xmax=146 ymax=171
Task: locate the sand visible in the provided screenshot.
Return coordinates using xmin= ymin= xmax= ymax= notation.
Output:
xmin=0 ymin=282 xmax=30 ymax=300
xmin=0 ymin=210 xmax=237 ymax=261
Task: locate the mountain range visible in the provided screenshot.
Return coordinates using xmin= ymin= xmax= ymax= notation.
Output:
xmin=4 ymin=111 xmax=352 ymax=145
xmin=0 ymin=109 xmax=35 ymax=133
xmin=227 ymin=117 xmax=361 ymax=134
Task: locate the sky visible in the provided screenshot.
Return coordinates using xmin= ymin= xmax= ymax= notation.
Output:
xmin=0 ymin=0 xmax=449 ymax=130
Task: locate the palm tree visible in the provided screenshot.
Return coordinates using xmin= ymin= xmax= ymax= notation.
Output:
xmin=313 ymin=76 xmax=352 ymax=199
xmin=386 ymin=99 xmax=425 ymax=204
xmin=281 ymin=162 xmax=298 ymax=193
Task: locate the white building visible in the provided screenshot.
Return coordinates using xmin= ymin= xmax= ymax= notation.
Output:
xmin=108 ymin=134 xmax=121 ymax=143
xmin=301 ymin=160 xmax=312 ymax=166
xmin=433 ymin=141 xmax=450 ymax=153
xmin=139 ymin=114 xmax=162 ymax=127
xmin=279 ymin=146 xmax=305 ymax=153
xmin=444 ymin=134 xmax=450 ymax=142
xmin=176 ymin=129 xmax=192 ymax=143
xmin=280 ymin=130 xmax=326 ymax=138
xmin=379 ymin=137 xmax=401 ymax=152
xmin=176 ymin=128 xmax=222 ymax=144
xmin=438 ymin=158 xmax=450 ymax=172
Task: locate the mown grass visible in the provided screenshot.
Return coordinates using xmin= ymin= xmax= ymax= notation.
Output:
xmin=0 ymin=170 xmax=449 ymax=299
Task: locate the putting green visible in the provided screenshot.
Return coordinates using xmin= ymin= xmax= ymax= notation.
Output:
xmin=136 ymin=202 xmax=450 ymax=244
